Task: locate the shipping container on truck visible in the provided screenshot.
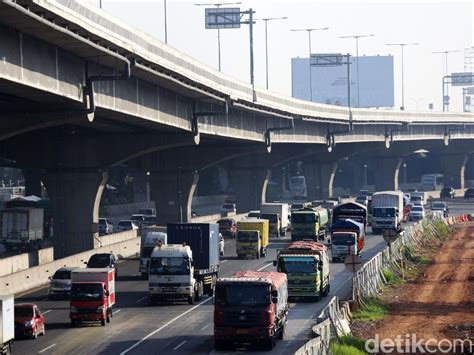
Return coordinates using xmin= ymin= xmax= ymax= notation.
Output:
xmin=332 ymin=202 xmax=368 ymax=231
xmin=330 ymin=219 xmax=365 ymax=262
xmin=275 ymin=241 xmax=330 ymax=300
xmin=214 ymin=271 xmax=289 ymax=350
xmin=1 ymin=208 xmax=43 ymax=251
xmin=260 ymin=203 xmax=289 ymax=237
xmin=371 ymin=191 xmax=404 ymax=234
xmin=0 ymin=295 xmax=14 ymax=355
xmin=236 ymin=220 xmax=269 ymax=259
xmin=70 ymin=268 xmax=115 ymax=327
xmin=291 ymin=207 xmax=329 ymax=241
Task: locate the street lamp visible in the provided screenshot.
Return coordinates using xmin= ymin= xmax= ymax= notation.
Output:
xmin=432 ymin=49 xmax=461 ymax=100
xmin=255 ymin=16 xmax=288 ymax=90
xmin=291 ymin=27 xmax=329 ymax=102
xmin=164 ymin=0 xmax=168 ymax=44
xmin=195 ymin=1 xmax=243 ymax=71
xmin=386 ymin=42 xmax=419 ymax=110
xmin=339 ymin=34 xmax=375 ymax=108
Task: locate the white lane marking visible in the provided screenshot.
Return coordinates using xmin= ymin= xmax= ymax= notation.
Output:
xmin=257 ymin=263 xmax=272 ymax=271
xmin=220 ymin=260 xmax=228 ymax=264
xmin=331 ymin=276 xmax=352 ymax=296
xmin=120 ymin=297 xmax=212 ymax=354
xmin=113 ymin=309 xmax=122 ymax=315
xmin=38 ymin=344 xmax=57 ymax=353
xmin=200 ymin=323 xmax=211 ymax=331
xmin=173 ymin=340 xmax=187 ymax=351
xmin=42 ymin=310 xmax=52 ymax=315
xmin=136 ymin=296 xmax=147 ymax=303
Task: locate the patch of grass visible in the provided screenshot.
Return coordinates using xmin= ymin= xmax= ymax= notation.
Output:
xmin=352 ymin=298 xmax=389 ymax=322
xmin=382 ymin=268 xmax=404 ymax=285
xmin=339 ymin=335 xmax=370 ymax=352
xmin=413 ymin=255 xmax=431 ymax=265
xmin=331 ymin=343 xmax=367 ymax=355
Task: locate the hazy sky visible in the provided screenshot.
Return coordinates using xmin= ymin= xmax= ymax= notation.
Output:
xmin=87 ymin=0 xmax=472 ymax=112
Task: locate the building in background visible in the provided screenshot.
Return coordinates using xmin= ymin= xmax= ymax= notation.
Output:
xmin=292 ymin=55 xmax=395 ymax=108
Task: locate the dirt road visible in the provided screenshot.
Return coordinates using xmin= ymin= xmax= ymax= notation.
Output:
xmin=374 ymin=222 xmax=474 ymax=347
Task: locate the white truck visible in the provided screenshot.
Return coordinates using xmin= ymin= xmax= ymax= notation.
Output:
xmin=410 ymin=191 xmax=427 ymax=206
xmin=1 ymin=208 xmax=43 ymax=252
xmin=260 ymin=203 xmax=289 ymax=237
xmin=371 ymin=191 xmax=404 ymax=234
xmin=0 ymin=295 xmax=14 ymax=355
xmin=139 ymin=231 xmax=167 ymax=279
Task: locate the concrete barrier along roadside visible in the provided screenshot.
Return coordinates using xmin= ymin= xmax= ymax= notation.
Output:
xmin=0 ymin=248 xmax=54 ymax=277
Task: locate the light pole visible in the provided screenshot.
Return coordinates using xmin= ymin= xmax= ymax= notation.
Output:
xmin=340 ymin=34 xmax=374 ymax=108
xmin=432 ymin=49 xmax=460 ymax=99
xmin=291 ymin=27 xmax=329 ymax=102
xmin=164 ymin=0 xmax=168 ymax=44
xmin=386 ymin=42 xmax=419 ymax=110
xmin=255 ymin=16 xmax=288 ymax=90
xmin=195 ymin=2 xmax=242 ymax=72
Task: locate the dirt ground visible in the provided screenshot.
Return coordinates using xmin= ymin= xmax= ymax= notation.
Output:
xmin=354 ymin=222 xmax=474 ymax=353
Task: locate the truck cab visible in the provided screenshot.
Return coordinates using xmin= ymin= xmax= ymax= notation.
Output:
xmin=291 ymin=207 xmax=328 ymax=241
xmin=236 ymin=220 xmax=269 ymax=259
xmin=330 ymin=219 xmax=365 ymax=262
xmin=260 ymin=213 xmax=280 ymax=237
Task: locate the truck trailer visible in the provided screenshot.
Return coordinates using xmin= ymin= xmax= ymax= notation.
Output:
xmin=1 ymin=208 xmax=43 ymax=252
xmin=332 ymin=202 xmax=368 ymax=231
xmin=260 ymin=203 xmax=289 ymax=237
xmin=236 ymin=220 xmax=269 ymax=259
xmin=0 ymin=295 xmax=14 ymax=355
xmin=214 ymin=271 xmax=288 ymax=350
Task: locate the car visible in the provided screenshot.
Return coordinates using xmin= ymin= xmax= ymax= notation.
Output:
xmin=138 ymin=208 xmax=155 ymax=216
xmin=328 ymin=196 xmax=341 ymax=203
xmin=217 ymin=218 xmax=237 ymax=238
xmin=220 ymin=203 xmax=236 ymax=214
xmin=246 ymin=210 xmax=260 ymax=219
xmin=142 ymin=215 xmax=157 ymax=226
xmin=431 ymin=201 xmax=449 ymax=217
xmin=355 ymin=195 xmax=369 ymax=205
xmin=98 ymin=218 xmax=113 ymax=235
xmin=117 ymin=220 xmax=139 ymax=232
xmin=219 ymin=233 xmax=225 ymax=256
xmin=14 ymin=303 xmax=45 ymax=339
xmin=409 ymin=205 xmax=425 ymax=221
xmin=359 ymin=189 xmax=370 ymax=196
xmin=48 ymin=267 xmax=78 ymax=299
xmin=440 ymin=186 xmax=455 ymax=199
xmin=86 ymin=253 xmax=118 ymax=277
xmin=464 ymin=188 xmax=474 ymax=199
xmin=340 ymin=194 xmax=352 ymax=200
xmin=290 ymin=203 xmax=306 ymax=212
xmin=131 ymin=214 xmax=146 ymax=227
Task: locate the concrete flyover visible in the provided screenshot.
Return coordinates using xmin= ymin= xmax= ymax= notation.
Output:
xmin=1 ymin=0 xmax=474 ymax=257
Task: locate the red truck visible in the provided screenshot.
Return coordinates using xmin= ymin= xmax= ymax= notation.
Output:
xmin=330 ymin=219 xmax=365 ymax=262
xmin=214 ymin=271 xmax=289 ymax=350
xmin=70 ymin=268 xmax=116 ymax=326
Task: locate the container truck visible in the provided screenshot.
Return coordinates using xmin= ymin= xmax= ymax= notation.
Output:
xmin=0 ymin=295 xmax=14 ymax=355
xmin=214 ymin=271 xmax=289 ymax=350
xmin=148 ymin=223 xmax=219 ymax=304
xmin=70 ymin=268 xmax=116 ymax=326
xmin=275 ymin=241 xmax=330 ymax=300
xmin=371 ymin=191 xmax=404 ymax=234
xmin=139 ymin=231 xmax=167 ymax=279
xmin=260 ymin=203 xmax=289 ymax=237
xmin=236 ymin=220 xmax=269 ymax=259
xmin=330 ymin=219 xmax=365 ymax=262
xmin=1 ymin=208 xmax=43 ymax=252
xmin=291 ymin=207 xmax=329 ymax=241
xmin=332 ymin=202 xmax=368 ymax=231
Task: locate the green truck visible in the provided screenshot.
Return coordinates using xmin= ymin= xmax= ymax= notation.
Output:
xmin=291 ymin=207 xmax=329 ymax=241
xmin=274 ymin=241 xmax=330 ymax=301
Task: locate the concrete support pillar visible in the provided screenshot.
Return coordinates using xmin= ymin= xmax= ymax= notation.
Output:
xmin=132 ymin=171 xmax=150 ymax=203
xmin=228 ymin=168 xmax=271 ymax=213
xmin=440 ymin=154 xmax=469 ymax=189
xmin=149 ymin=170 xmax=199 ymax=225
xmin=23 ymin=168 xmax=43 ymax=197
xmin=373 ymin=157 xmax=402 ymax=191
xmin=318 ymin=162 xmax=338 ymax=199
xmin=304 ymin=162 xmax=319 ymax=201
xmin=352 ymin=162 xmax=368 ymax=193
xmin=43 ymin=170 xmax=108 ymax=258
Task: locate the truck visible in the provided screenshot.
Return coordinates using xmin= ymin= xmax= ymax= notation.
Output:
xmin=70 ymin=268 xmax=116 ymax=326
xmin=371 ymin=191 xmax=404 ymax=234
xmin=332 ymin=202 xmax=367 ymax=231
xmin=275 ymin=241 xmax=330 ymax=300
xmin=0 ymin=295 xmax=14 ymax=355
xmin=410 ymin=191 xmax=427 ymax=206
xmin=260 ymin=203 xmax=289 ymax=237
xmin=148 ymin=223 xmax=219 ymax=304
xmin=1 ymin=207 xmax=43 ymax=252
xmin=139 ymin=231 xmax=167 ymax=279
xmin=236 ymin=220 xmax=269 ymax=259
xmin=291 ymin=207 xmax=329 ymax=241
xmin=214 ymin=271 xmax=288 ymax=350
xmin=330 ymin=219 xmax=365 ymax=262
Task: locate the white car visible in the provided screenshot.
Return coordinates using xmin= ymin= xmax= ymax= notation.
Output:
xmin=117 ymin=220 xmax=139 ymax=232
xmin=409 ymin=205 xmax=425 ymax=221
xmin=221 ymin=203 xmax=236 ymax=214
xmin=219 ymin=233 xmax=225 ymax=256
xmin=246 ymin=210 xmax=260 ymax=219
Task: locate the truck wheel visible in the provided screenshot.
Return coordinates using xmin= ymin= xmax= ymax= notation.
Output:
xmin=256 ymin=252 xmax=261 ymax=259
xmin=214 ymin=340 xmax=228 ymax=351
xmin=141 ymin=272 xmax=148 ymax=280
xmin=106 ymin=312 xmax=111 ymax=323
xmin=188 ymin=295 xmax=195 ymax=305
xmin=263 ymin=336 xmax=275 ymax=350
xmin=278 ymin=318 xmax=287 ymax=340
xmin=332 ymin=257 xmax=337 ymax=263
xmin=101 ymin=319 xmax=106 ymax=326
xmin=71 ymin=319 xmax=77 ymax=327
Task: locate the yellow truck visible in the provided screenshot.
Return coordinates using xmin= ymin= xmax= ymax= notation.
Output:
xmin=236 ymin=220 xmax=269 ymax=259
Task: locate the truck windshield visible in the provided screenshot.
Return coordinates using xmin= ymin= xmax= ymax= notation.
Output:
xmin=237 ymin=231 xmax=258 ymax=242
xmin=141 ymin=246 xmax=155 ymax=258
xmin=373 ymin=208 xmax=396 ymax=217
xmin=279 ymin=256 xmax=316 ymax=274
xmin=216 ymin=285 xmax=270 ymax=306
xmin=260 ymin=213 xmax=278 ymax=223
xmin=149 ymin=257 xmax=190 ymax=275
xmin=332 ymin=234 xmax=356 ymax=245
xmin=71 ymin=284 xmax=103 ymax=301
xmin=292 ymin=213 xmax=317 ymax=224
